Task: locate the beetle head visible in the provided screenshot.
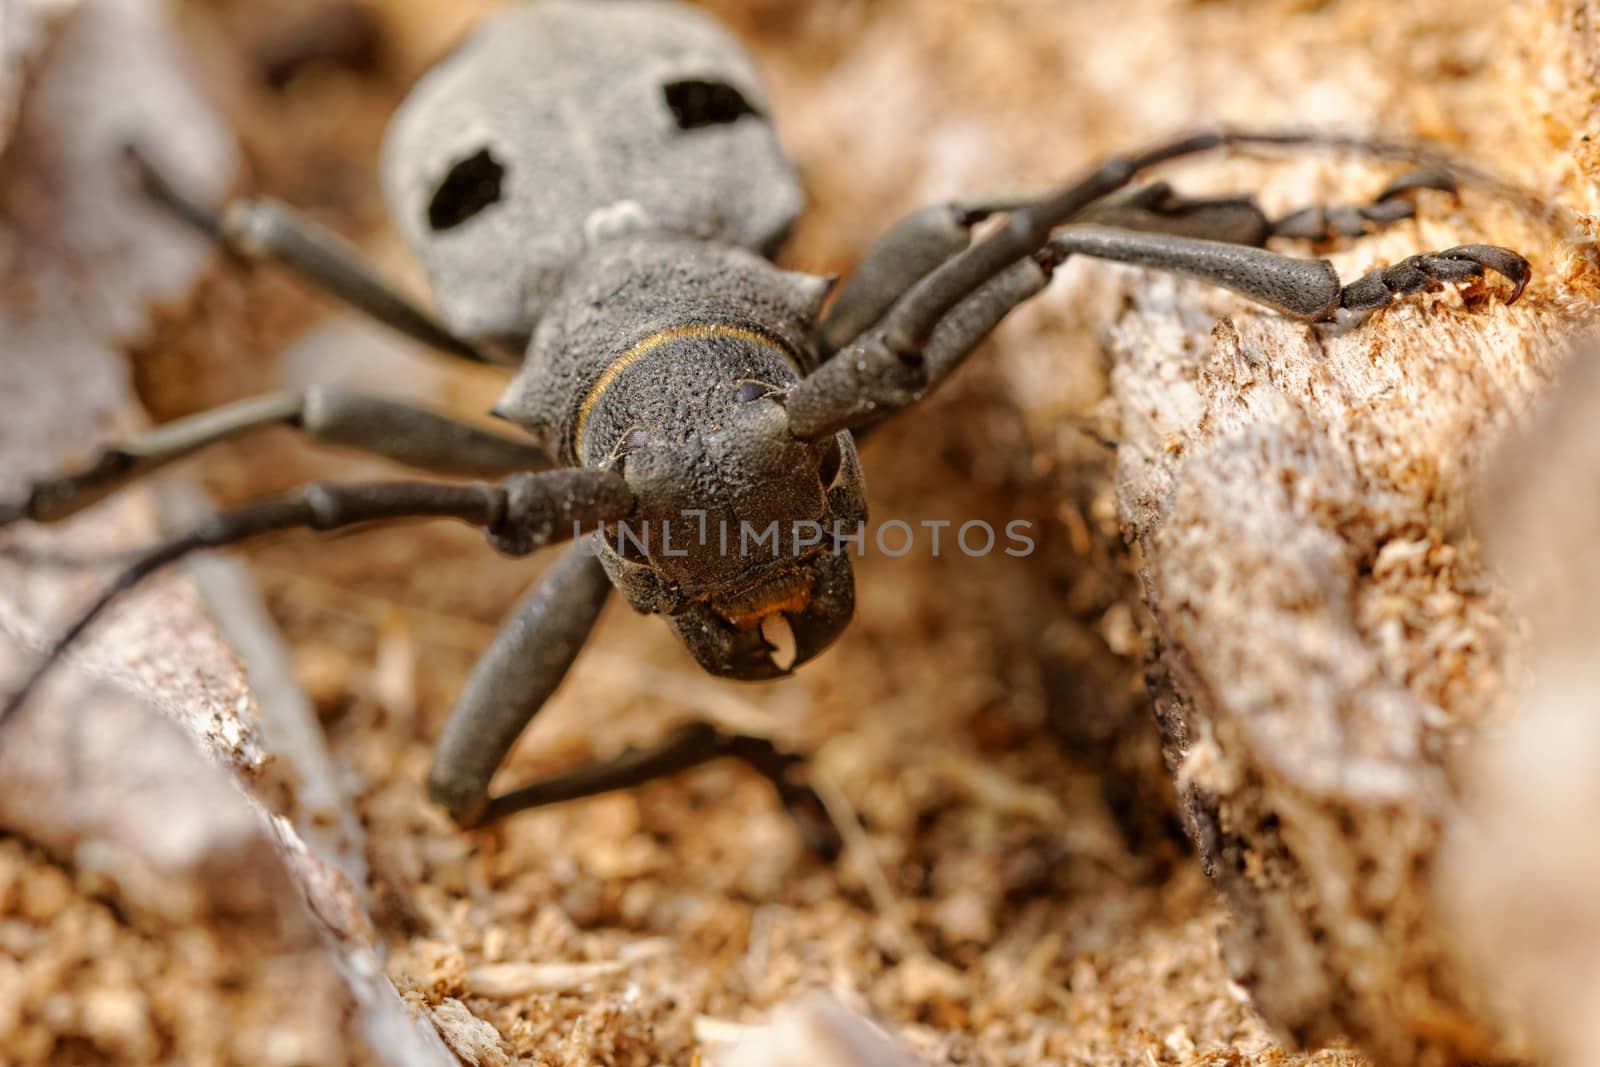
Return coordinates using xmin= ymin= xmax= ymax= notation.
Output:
xmin=596 ymin=388 xmax=865 ymax=679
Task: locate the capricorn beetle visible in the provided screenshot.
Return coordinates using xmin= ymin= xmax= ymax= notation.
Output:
xmin=0 ymin=0 xmax=1530 ymax=846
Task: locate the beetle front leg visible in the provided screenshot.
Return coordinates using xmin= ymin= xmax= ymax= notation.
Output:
xmin=1079 ymin=169 xmax=1461 ymax=246
xmin=785 ymin=228 xmax=1527 ymax=440
xmin=813 ymin=124 xmax=1524 ymax=372
xmin=787 ymin=256 xmax=1052 ymax=440
xmin=816 ymin=166 xmax=1462 ymax=359
xmin=864 ymin=127 xmax=1530 ymax=365
xmin=817 ymin=204 xmax=978 ymax=357
xmin=426 ymin=541 xmax=613 ymax=826
xmin=474 ymin=721 xmax=840 ymax=858
xmin=1267 ymin=169 xmax=1461 ymax=242
xmin=432 ymin=541 xmax=835 ymax=852
xmin=1044 ymin=226 xmax=1529 ymax=323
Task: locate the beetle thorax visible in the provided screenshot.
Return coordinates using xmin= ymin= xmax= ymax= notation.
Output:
xmin=493 ymin=236 xmax=864 ymax=679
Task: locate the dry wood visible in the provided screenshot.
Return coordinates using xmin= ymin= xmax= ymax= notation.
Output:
xmin=5 ymin=1 xmax=1600 ymax=1065
xmin=1441 ymin=333 xmax=1600 ymax=1067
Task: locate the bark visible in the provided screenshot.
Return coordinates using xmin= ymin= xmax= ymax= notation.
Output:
xmin=971 ymin=2 xmax=1600 ymax=1063
xmin=773 ymin=0 xmax=1600 ymax=1062
xmin=0 ymin=2 xmax=450 ymax=1063
xmin=1109 ymin=251 xmax=1578 ymax=1064
xmin=1440 ymin=332 xmax=1600 ymax=1067
xmin=1090 ymin=13 xmax=1600 ymax=1065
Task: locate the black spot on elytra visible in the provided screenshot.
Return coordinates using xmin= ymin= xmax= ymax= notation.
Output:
xmin=427 ymin=148 xmax=505 ymax=232
xmin=663 ymin=79 xmax=761 ymax=130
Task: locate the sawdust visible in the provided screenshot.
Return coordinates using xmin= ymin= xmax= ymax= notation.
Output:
xmin=6 ymin=0 xmax=1591 ymax=1063
xmin=0 ymin=838 xmax=372 ymax=1065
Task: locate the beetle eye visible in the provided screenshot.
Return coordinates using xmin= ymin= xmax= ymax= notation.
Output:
xmin=428 ymin=147 xmax=505 ymax=231
xmin=611 ymin=427 xmax=651 ymax=469
xmin=734 ymin=381 xmax=776 ymax=403
xmin=663 ymin=79 xmax=761 ymax=130
xmin=817 ymin=436 xmax=843 ymax=489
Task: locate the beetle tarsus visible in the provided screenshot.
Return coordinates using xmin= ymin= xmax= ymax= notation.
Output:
xmin=1336 ymin=243 xmax=1531 ymax=325
xmin=1270 ymin=168 xmax=1459 ymax=242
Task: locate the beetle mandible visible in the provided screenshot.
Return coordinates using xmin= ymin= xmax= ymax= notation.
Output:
xmin=0 ymin=0 xmax=1531 ymax=847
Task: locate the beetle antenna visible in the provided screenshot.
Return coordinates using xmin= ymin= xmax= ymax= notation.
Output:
xmin=0 ymin=472 xmax=634 ymax=731
xmin=1 ymin=532 xmax=198 ymax=729
xmin=1212 ymin=127 xmax=1580 ymax=238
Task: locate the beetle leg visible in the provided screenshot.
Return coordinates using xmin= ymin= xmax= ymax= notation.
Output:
xmin=429 ymin=541 xmax=836 ymax=854
xmin=0 ymin=389 xmax=554 ymax=530
xmin=126 ymin=144 xmax=502 ymax=366
xmin=426 ymin=541 xmax=612 ymax=826
xmin=787 ymin=257 xmax=1052 ymax=440
xmin=472 ymin=720 xmax=840 ymax=858
xmin=819 ymin=167 xmax=1463 ymax=363
xmin=1045 ymin=226 xmax=1528 ymax=323
xmin=817 ymin=204 xmax=978 ymax=357
xmin=1331 ymin=244 xmax=1531 ymax=329
xmin=862 ymin=128 xmax=1522 ymax=364
xmin=787 ymin=130 xmax=1533 ymax=440
xmin=1269 ymin=168 xmax=1460 ymax=242
xmin=1072 ymin=182 xmax=1277 ymax=246
xmin=789 ymin=229 xmax=1528 ymax=441
xmin=1077 ymin=168 xmax=1459 ymax=246
xmin=785 ymin=227 xmax=1528 ymax=440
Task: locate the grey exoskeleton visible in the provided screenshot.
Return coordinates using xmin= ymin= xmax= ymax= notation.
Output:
xmin=0 ymin=0 xmax=1532 ymax=847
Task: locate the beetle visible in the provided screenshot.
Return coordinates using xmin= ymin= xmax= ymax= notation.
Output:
xmin=0 ymin=0 xmax=1530 ymax=847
